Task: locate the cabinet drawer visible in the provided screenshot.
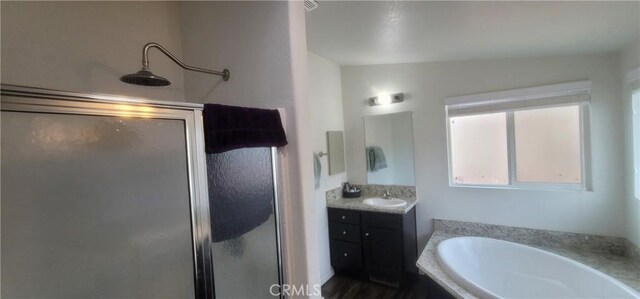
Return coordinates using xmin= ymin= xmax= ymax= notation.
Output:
xmin=329 ymin=222 xmax=361 ymax=243
xmin=330 ymin=240 xmax=362 ymax=274
xmin=328 ymin=208 xmax=360 ymax=225
xmin=362 ymin=211 xmax=402 ymax=229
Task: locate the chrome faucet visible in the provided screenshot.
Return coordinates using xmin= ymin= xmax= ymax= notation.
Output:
xmin=382 ymin=189 xmax=392 ymax=199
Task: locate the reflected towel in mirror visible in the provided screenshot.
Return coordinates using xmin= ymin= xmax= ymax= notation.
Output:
xmin=367 ymin=146 xmax=387 ymax=172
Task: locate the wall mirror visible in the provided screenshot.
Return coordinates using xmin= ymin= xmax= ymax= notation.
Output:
xmin=327 ymin=131 xmax=346 ymax=175
xmin=364 ymin=112 xmax=415 ymax=186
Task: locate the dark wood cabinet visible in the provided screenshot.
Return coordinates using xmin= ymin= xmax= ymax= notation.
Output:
xmin=329 ymin=222 xmax=361 ymax=243
xmin=328 ymin=207 xmax=417 ymax=286
xmin=363 ymin=225 xmax=404 ymax=282
xmin=329 ymin=240 xmax=362 ymax=275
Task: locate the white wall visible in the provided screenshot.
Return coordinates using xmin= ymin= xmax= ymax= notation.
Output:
xmin=180 ymin=1 xmax=320 ymax=292
xmin=341 ymin=53 xmax=626 ymax=249
xmin=308 ymin=52 xmax=346 ymax=283
xmin=1 ymin=1 xmax=185 ymax=102
xmin=620 ymin=37 xmax=640 ymax=247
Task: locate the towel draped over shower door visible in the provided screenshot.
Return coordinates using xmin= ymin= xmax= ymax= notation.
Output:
xmin=202 ymin=103 xmax=287 ymax=298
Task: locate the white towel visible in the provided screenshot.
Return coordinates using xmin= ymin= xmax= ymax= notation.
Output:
xmin=313 ymin=153 xmax=321 ymax=189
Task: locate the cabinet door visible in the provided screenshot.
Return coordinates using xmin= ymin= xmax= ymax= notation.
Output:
xmin=362 ymin=225 xmax=403 ymax=282
xmin=330 ymin=240 xmax=363 ymax=275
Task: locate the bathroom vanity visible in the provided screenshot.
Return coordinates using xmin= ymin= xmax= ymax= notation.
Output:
xmin=324 ymin=110 xmax=419 ymax=287
xmin=327 ymin=202 xmax=417 ymax=287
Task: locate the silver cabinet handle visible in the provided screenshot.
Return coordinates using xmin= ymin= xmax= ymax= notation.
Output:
xmin=342 ymin=231 xmax=347 ymax=235
xmin=341 ymin=216 xmax=346 ymax=220
xmin=343 ymin=253 xmax=348 ymax=257
xmin=365 ymin=232 xmax=369 ymax=237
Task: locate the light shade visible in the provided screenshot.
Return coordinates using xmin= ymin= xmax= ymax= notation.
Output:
xmin=369 ymin=93 xmax=404 ymax=106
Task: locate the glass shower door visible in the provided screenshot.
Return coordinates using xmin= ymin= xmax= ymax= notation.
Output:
xmin=207 ymin=147 xmax=282 ymax=298
xmin=1 ymin=91 xmax=212 ymax=299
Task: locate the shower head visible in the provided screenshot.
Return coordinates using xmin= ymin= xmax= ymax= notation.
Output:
xmin=120 ymin=42 xmax=230 ymax=87
xmin=120 ymin=68 xmax=171 ymax=87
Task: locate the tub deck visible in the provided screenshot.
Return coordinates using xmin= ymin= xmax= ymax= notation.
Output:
xmin=417 ymin=220 xmax=640 ymax=298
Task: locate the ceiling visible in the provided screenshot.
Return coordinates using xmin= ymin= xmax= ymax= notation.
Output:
xmin=305 ymin=1 xmax=640 ymax=65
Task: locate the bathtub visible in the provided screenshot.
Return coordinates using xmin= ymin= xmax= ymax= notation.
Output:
xmin=436 ymin=237 xmax=639 ymax=299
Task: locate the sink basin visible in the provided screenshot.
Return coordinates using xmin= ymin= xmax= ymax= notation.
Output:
xmin=363 ymin=197 xmax=407 ymax=208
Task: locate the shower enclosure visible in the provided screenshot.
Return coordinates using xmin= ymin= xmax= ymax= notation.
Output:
xmin=0 ymin=85 xmax=283 ymax=298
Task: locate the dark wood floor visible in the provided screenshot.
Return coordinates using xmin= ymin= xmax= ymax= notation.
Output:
xmin=321 ymin=275 xmax=428 ymax=299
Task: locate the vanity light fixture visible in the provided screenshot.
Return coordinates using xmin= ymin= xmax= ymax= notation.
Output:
xmin=369 ymin=93 xmax=404 ymax=106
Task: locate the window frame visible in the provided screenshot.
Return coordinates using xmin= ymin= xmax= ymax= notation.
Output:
xmin=446 ymin=102 xmax=591 ymax=192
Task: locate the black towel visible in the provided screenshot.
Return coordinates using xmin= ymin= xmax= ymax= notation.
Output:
xmin=203 ymin=104 xmax=288 ymax=154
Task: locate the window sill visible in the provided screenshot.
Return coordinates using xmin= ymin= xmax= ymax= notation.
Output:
xmin=449 ymin=183 xmax=590 ymax=192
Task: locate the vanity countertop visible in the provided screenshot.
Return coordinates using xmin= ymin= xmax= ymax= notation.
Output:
xmin=325 ymin=185 xmax=418 ymax=214
xmin=327 ymin=195 xmax=418 ymax=214
xmin=416 ymin=219 xmax=640 ymax=299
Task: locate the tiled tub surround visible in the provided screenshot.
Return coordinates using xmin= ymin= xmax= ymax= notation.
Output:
xmin=417 ymin=219 xmax=640 ymax=299
xmin=326 ymin=185 xmax=417 ymax=214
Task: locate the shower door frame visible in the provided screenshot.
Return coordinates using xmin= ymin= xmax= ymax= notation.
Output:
xmin=1 ymin=84 xmax=215 ymax=299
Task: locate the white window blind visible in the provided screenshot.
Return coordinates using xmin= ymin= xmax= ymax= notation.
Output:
xmin=445 ymin=81 xmax=591 ymax=116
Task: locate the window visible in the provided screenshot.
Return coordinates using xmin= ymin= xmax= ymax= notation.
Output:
xmin=450 ymin=113 xmax=508 ymax=185
xmin=514 ymin=105 xmax=582 ymax=184
xmin=446 ymin=81 xmax=591 ymax=190
xmin=634 ymin=89 xmax=640 ymax=199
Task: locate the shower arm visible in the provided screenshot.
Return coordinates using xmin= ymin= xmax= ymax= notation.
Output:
xmin=142 ymin=42 xmax=230 ymax=81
